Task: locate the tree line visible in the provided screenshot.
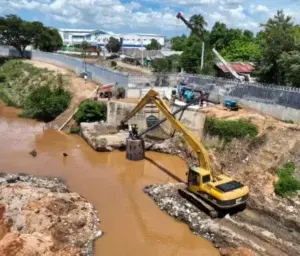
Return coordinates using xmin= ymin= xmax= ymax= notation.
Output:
xmin=1 ymin=11 xmax=300 ymax=87
xmin=159 ymin=10 xmax=300 ymax=87
xmin=0 ymin=15 xmax=62 ymax=55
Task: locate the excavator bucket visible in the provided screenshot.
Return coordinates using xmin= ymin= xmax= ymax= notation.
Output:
xmin=118 ymin=122 xmax=129 ymax=131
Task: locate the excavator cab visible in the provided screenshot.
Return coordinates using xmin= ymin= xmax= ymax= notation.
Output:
xmin=187 ymin=166 xmax=212 ymax=194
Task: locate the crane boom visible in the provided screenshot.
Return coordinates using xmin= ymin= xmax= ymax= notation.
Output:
xmin=176 ymin=12 xmax=201 ymax=37
xmin=176 ymin=12 xmax=244 ymax=82
xmin=212 ymin=48 xmax=244 ymax=82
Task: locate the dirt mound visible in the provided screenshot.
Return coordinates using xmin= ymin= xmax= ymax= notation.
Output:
xmin=0 ymin=173 xmax=101 ymax=256
xmin=220 ymin=247 xmax=256 ymax=256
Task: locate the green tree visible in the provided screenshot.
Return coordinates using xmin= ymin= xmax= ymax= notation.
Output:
xmin=278 ymin=51 xmax=300 ymax=87
xmin=257 ymin=10 xmax=296 ymax=84
xmin=221 ymin=40 xmax=261 ymax=62
xmin=292 ymin=25 xmax=300 ymax=50
xmin=189 ymin=14 xmax=207 ymax=37
xmin=145 ymin=39 xmax=162 ymax=50
xmin=23 ymin=84 xmax=71 ymax=122
xmin=151 ymin=58 xmax=169 ymax=72
xmin=171 ymin=35 xmax=187 ymax=51
xmin=0 ymin=15 xmax=37 ymax=56
xmin=210 ymin=22 xmax=228 ymax=50
xmin=243 ymin=30 xmax=254 ymax=41
xmin=74 ymin=100 xmax=107 ymax=124
xmin=151 ymin=55 xmax=181 ymax=72
xmin=106 ymin=37 xmax=121 ymax=53
xmin=179 ymin=35 xmax=203 ymax=73
xmin=79 ymin=40 xmax=90 ymax=56
xmin=33 ymin=22 xmax=62 ymax=52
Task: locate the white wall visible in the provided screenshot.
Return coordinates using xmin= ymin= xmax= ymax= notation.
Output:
xmin=96 ymin=34 xmax=165 ymax=47
xmin=126 ymin=87 xmax=173 ymax=100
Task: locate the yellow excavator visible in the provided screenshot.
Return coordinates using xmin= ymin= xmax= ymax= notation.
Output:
xmin=121 ymin=89 xmax=249 ymax=218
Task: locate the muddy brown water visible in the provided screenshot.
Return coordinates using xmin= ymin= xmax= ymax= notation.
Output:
xmin=0 ymin=102 xmax=219 ymax=256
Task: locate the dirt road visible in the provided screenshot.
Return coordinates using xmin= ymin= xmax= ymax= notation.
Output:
xmin=24 ymin=60 xmax=98 ymax=129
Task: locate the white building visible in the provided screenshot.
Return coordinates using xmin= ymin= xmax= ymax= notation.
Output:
xmin=58 ymin=29 xmax=105 ymax=46
xmin=94 ymin=33 xmax=165 ymax=49
xmin=58 ymin=28 xmax=165 ymax=49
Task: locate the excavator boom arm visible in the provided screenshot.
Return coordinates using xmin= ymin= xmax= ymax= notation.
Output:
xmin=121 ymin=90 xmax=170 ymax=124
xmin=122 ymin=89 xmax=213 ymax=173
xmin=151 ymin=96 xmax=212 ymax=172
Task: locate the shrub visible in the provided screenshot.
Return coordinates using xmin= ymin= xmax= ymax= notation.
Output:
xmin=204 ymin=117 xmax=258 ymax=142
xmin=74 ymin=100 xmax=107 ymax=124
xmin=0 ymin=89 xmax=15 ymax=106
xmin=283 ymin=119 xmax=294 ymax=124
xmin=70 ymin=125 xmax=80 ymax=134
xmin=275 ymin=162 xmax=300 ymax=197
xmin=0 ymin=74 xmax=6 ymax=83
xmin=111 ymin=61 xmax=117 ymax=68
xmin=22 ymin=85 xmax=71 ymax=122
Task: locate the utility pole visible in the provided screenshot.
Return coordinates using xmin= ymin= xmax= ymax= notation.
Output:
xmin=201 ymin=42 xmax=205 ymax=70
xmin=141 ymin=37 xmax=144 ymax=67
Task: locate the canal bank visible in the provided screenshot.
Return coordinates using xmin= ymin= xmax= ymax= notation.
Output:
xmin=0 ymin=102 xmax=219 ymax=256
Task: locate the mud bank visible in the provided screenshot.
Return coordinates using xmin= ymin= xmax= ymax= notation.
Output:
xmin=0 ymin=173 xmax=101 ymax=256
xmin=144 ymin=183 xmax=300 ymax=256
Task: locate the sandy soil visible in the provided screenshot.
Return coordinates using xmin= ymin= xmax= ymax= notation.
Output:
xmin=24 ymin=60 xmax=98 ymax=129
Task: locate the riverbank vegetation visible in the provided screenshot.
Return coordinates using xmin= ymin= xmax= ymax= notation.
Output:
xmin=0 ymin=59 xmax=71 ymax=122
xmin=74 ymin=100 xmax=107 ymax=124
xmin=204 ymin=117 xmax=258 ymax=142
xmin=275 ymin=162 xmax=300 ymax=197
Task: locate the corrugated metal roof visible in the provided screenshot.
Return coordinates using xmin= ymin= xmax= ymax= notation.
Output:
xmin=216 ymin=62 xmax=254 ymax=73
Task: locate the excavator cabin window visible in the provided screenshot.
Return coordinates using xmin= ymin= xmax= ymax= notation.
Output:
xmin=188 ymin=168 xmax=200 ymax=186
xmin=202 ymin=175 xmax=211 ymax=183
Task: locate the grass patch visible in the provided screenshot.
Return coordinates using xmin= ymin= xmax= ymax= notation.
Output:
xmin=283 ymin=119 xmax=294 ymax=124
xmin=70 ymin=124 xmax=80 ymax=134
xmin=0 ymin=59 xmax=71 ymax=122
xmin=275 ymin=162 xmax=300 ymax=197
xmin=74 ymin=100 xmax=107 ymax=124
xmin=204 ymin=117 xmax=258 ymax=142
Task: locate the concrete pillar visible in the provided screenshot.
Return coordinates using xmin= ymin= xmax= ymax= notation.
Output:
xmin=126 ymin=139 xmax=145 ymax=161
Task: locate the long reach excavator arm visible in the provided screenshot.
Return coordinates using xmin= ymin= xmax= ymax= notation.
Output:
xmin=122 ymin=89 xmax=249 ymax=218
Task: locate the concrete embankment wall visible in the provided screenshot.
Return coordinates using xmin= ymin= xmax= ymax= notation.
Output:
xmin=107 ymin=100 xmax=205 ymax=139
xmin=0 ymin=47 xmax=129 ymax=86
xmin=129 ymin=73 xmax=300 ymax=123
xmin=107 ymin=101 xmax=148 ymax=130
xmin=185 ymin=75 xmax=300 ymax=124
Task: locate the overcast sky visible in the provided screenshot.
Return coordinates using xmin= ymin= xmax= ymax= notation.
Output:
xmin=1 ymin=0 xmax=299 ymax=37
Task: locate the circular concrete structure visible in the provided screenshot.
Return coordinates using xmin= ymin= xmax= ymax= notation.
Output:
xmin=126 ymin=139 xmax=145 ymax=161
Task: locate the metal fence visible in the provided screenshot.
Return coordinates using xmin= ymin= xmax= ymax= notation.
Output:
xmin=0 ymin=47 xmax=129 ymax=86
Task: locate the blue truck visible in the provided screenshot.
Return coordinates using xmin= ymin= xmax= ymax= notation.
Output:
xmin=224 ymin=99 xmax=239 ymax=111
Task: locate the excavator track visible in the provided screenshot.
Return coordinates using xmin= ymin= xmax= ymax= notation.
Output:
xmin=178 ymin=188 xmax=218 ymax=218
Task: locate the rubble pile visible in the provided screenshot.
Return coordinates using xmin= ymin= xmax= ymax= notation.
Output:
xmin=0 ymin=173 xmax=101 ymax=256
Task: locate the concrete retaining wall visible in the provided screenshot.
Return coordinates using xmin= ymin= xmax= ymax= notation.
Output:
xmin=107 ymin=101 xmax=148 ymax=130
xmin=211 ymin=93 xmax=300 ymax=122
xmin=159 ymin=105 xmax=205 ymax=140
xmin=107 ymin=100 xmax=205 ymax=139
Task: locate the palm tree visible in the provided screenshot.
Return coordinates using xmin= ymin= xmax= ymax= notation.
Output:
xmin=189 ymin=14 xmax=207 ymax=37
